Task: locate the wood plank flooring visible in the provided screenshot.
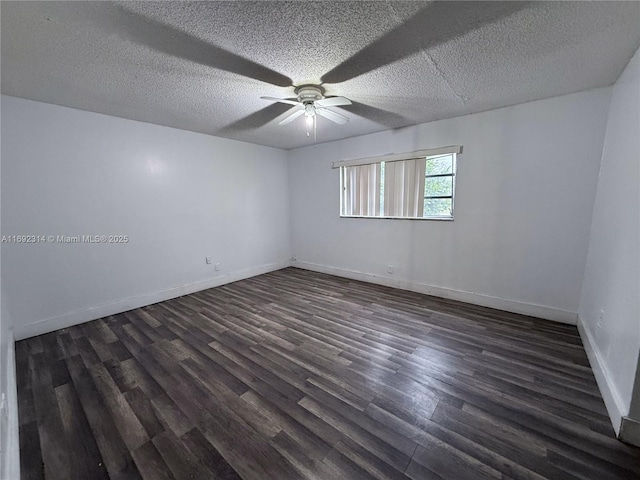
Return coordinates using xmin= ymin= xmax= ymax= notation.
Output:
xmin=16 ymin=267 xmax=640 ymax=479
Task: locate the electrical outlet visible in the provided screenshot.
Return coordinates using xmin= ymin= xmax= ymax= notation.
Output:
xmin=205 ymin=256 xmax=212 ymax=265
xmin=387 ymin=265 xmax=394 ymax=274
xmin=214 ymin=263 xmax=221 ymax=271
xmin=597 ymin=309 xmax=604 ymax=329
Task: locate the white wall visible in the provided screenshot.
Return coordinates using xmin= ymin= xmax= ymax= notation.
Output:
xmin=288 ymin=88 xmax=612 ymax=324
xmin=578 ymin=48 xmax=640 ymax=433
xmin=1 ymin=96 xmax=291 ymax=340
xmin=0 ymin=100 xmax=20 ymax=479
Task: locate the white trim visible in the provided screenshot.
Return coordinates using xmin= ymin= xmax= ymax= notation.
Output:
xmin=293 ymin=261 xmax=577 ymax=325
xmin=14 ymin=260 xmax=291 ymax=340
xmin=1 ymin=330 xmax=20 ymax=480
xmin=331 ymin=145 xmax=463 ymax=169
xmin=577 ymin=315 xmax=625 ymax=434
xmin=339 ymin=215 xmax=453 ymax=221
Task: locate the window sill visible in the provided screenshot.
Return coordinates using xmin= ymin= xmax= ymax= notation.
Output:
xmin=339 ymin=215 xmax=453 ymax=221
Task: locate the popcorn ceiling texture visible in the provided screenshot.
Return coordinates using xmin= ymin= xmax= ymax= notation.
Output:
xmin=2 ymin=1 xmax=639 ymax=149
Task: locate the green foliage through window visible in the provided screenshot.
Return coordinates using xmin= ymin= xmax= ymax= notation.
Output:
xmin=424 ymin=154 xmax=454 ymax=217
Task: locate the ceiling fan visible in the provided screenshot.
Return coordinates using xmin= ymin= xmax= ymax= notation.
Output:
xmin=261 ymin=85 xmax=352 ymax=127
xmin=95 ymin=2 xmax=531 ymax=135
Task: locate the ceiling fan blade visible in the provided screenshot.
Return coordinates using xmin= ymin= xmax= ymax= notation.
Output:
xmin=278 ymin=109 xmax=305 ymax=125
xmin=345 ymin=101 xmax=407 ymax=128
xmin=85 ymin=4 xmax=293 ymax=87
xmin=260 ymin=96 xmax=301 ymax=106
xmin=314 ymin=96 xmax=352 ymax=108
xmin=316 ymin=108 xmax=348 ymax=125
xmin=321 ymin=2 xmax=530 ymax=84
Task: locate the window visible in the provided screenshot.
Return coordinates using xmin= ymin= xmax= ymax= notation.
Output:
xmin=423 ymin=154 xmax=456 ymax=217
xmin=335 ymin=146 xmax=460 ymax=219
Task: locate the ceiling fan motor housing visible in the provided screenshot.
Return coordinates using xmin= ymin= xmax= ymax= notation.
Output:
xmin=295 ymin=85 xmax=325 ymax=104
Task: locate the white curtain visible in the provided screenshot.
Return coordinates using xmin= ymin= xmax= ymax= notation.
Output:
xmin=343 ymin=163 xmax=381 ymax=216
xmin=383 ymin=158 xmax=426 ymax=217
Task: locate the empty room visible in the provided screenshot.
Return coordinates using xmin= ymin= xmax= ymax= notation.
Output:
xmin=1 ymin=1 xmax=639 ymax=479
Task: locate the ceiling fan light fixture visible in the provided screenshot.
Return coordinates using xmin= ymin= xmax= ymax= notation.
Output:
xmin=304 ymin=103 xmax=316 ymax=130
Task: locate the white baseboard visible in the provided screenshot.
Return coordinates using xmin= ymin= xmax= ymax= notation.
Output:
xmin=293 ymin=261 xmax=578 ymax=325
xmin=577 ymin=315 xmax=625 ymax=434
xmin=1 ymin=330 xmax=20 ymax=480
xmin=14 ymin=260 xmax=290 ymax=340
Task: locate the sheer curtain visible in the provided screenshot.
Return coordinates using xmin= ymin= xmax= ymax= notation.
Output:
xmin=343 ymin=163 xmax=381 ymax=216
xmin=383 ymin=158 xmax=426 ymax=217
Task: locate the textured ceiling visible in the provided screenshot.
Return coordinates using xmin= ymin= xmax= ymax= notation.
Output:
xmin=2 ymin=1 xmax=640 ymax=150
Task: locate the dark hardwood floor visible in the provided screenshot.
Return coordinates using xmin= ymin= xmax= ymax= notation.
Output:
xmin=16 ymin=267 xmax=640 ymax=479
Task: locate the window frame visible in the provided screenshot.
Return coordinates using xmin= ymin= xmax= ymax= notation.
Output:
xmin=337 ymin=147 xmax=460 ymax=221
xmin=422 ymin=152 xmax=456 ymax=219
